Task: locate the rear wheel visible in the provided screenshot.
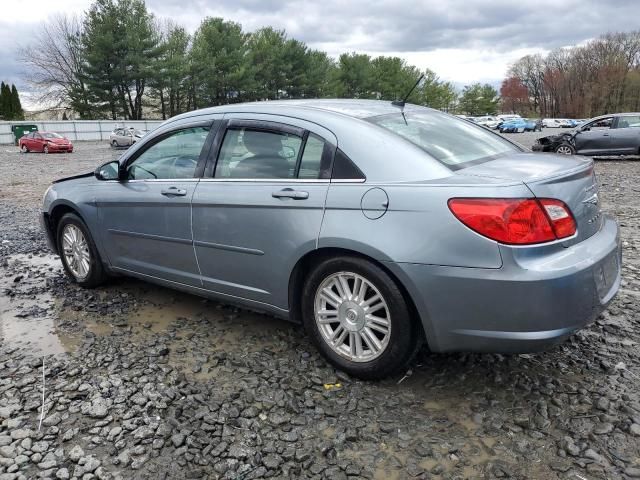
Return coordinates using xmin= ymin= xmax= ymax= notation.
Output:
xmin=301 ymin=256 xmax=419 ymax=379
xmin=555 ymin=143 xmax=575 ymax=155
xmin=43 ymin=145 xmax=49 ymax=154
xmin=57 ymin=213 xmax=107 ymax=288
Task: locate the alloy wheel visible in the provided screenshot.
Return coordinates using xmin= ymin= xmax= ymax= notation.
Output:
xmin=556 ymin=145 xmax=573 ymax=155
xmin=314 ymin=271 xmax=391 ymax=362
xmin=61 ymin=224 xmax=91 ymax=280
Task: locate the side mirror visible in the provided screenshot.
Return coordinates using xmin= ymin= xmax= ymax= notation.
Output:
xmin=95 ymin=161 xmax=120 ymax=181
xmin=581 ymin=126 xmax=590 ymax=132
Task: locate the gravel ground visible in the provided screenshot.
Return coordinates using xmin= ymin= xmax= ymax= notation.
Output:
xmin=1 ymin=138 xmax=640 ymax=480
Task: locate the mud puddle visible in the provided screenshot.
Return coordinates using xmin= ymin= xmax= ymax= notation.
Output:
xmin=0 ymin=253 xmax=73 ymax=355
xmin=1 ymin=253 xmax=295 ymax=374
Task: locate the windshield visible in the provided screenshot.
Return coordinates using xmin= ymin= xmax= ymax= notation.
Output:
xmin=368 ymin=111 xmax=520 ymax=169
xmin=42 ymin=132 xmax=62 ymax=139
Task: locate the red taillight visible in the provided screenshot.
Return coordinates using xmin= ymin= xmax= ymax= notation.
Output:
xmin=448 ymin=198 xmax=576 ymax=245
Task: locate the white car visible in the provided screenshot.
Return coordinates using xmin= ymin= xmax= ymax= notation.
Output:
xmin=474 ymin=116 xmax=501 ymax=129
xmin=497 ymin=114 xmax=522 ymax=121
xmin=542 ymin=118 xmax=563 ymax=128
xmin=109 ymin=128 xmax=147 ymax=147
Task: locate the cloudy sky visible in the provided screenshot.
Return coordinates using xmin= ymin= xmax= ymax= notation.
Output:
xmin=2 ymin=0 xmax=640 ymax=108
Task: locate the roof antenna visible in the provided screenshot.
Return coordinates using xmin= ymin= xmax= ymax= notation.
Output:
xmin=392 ymin=74 xmax=425 ymax=110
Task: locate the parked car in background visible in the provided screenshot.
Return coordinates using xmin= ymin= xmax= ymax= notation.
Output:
xmin=19 ymin=132 xmax=73 ymax=154
xmin=542 ymin=118 xmax=563 ymax=128
xmin=560 ymin=119 xmax=580 ymax=128
xmin=499 ymin=118 xmax=537 ymax=133
xmin=41 ymin=99 xmax=621 ymax=379
xmin=455 ymin=115 xmax=477 ymax=123
xmin=474 ymin=116 xmax=501 ymax=129
xmin=110 ymin=128 xmax=146 ymax=148
xmin=533 ymin=113 xmax=640 ymax=155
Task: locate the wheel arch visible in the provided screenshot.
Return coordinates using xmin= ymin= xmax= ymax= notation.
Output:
xmin=287 ymin=246 xmax=428 ymax=349
xmin=47 ymin=201 xmax=88 ymax=253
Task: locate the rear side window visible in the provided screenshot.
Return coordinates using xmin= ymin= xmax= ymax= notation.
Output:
xmin=298 ymin=133 xmax=333 ymax=179
xmin=368 ymin=111 xmax=519 ymax=169
xmin=331 ymin=149 xmax=365 ymax=180
xmin=215 ymin=128 xmax=302 ymax=179
xmin=214 ymin=127 xmax=333 ymax=180
xmin=616 ymin=116 xmax=640 ymax=128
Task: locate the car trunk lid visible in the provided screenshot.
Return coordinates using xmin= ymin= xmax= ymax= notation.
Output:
xmin=456 ymin=152 xmax=602 ymax=246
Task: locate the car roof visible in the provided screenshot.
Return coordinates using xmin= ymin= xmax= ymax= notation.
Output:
xmin=167 ymin=99 xmax=432 ymax=123
xmin=138 ymin=99 xmax=461 ymax=182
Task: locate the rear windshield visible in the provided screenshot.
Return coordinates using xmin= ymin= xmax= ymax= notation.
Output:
xmin=368 ymin=111 xmax=520 ymax=169
xmin=42 ymin=132 xmax=62 ymax=139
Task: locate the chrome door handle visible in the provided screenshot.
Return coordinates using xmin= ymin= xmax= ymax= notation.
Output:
xmin=161 ymin=187 xmax=187 ymax=197
xmin=603 ymin=133 xmax=610 ymax=136
xmin=272 ymin=188 xmax=309 ymax=200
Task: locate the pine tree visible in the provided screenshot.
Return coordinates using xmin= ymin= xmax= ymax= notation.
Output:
xmin=0 ymin=82 xmax=8 ymax=119
xmin=10 ymin=85 xmax=24 ymax=120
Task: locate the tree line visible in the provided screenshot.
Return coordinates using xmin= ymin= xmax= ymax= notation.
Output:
xmin=0 ymin=82 xmax=24 ymax=120
xmin=20 ymin=0 xmax=460 ymax=120
xmin=502 ymin=30 xmax=640 ymax=118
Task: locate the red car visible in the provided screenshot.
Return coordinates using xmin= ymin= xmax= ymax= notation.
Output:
xmin=19 ymin=132 xmax=73 ymax=154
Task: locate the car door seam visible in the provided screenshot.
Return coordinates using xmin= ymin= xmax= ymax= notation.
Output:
xmin=190 ymin=179 xmax=205 ymax=287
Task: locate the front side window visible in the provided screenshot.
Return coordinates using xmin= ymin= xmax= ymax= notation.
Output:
xmin=215 ymin=128 xmax=303 ymax=179
xmin=126 ymin=126 xmax=209 ymax=180
xmin=585 ymin=118 xmax=613 ymax=130
xmin=368 ymin=111 xmax=520 ymax=169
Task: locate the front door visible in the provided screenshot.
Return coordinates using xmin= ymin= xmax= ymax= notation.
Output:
xmin=97 ymin=124 xmax=212 ymax=286
xmin=574 ymin=117 xmax=613 ymax=155
xmin=191 ymin=118 xmax=336 ymax=310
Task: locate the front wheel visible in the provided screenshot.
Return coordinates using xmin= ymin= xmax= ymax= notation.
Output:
xmin=301 ymin=256 xmax=420 ymax=379
xmin=20 ymin=144 xmax=28 ymax=153
xmin=57 ymin=213 xmax=107 ymax=288
xmin=555 ymin=143 xmax=575 ymax=155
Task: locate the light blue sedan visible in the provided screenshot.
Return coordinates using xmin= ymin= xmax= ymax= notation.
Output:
xmin=41 ymin=100 xmax=621 ymax=379
xmin=499 ymin=118 xmax=537 ymax=133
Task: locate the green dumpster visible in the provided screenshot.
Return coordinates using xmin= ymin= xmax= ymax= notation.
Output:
xmin=11 ymin=124 xmax=38 ymax=145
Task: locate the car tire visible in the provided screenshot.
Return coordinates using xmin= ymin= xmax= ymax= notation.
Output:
xmin=43 ymin=145 xmax=49 ymax=154
xmin=56 ymin=213 xmax=107 ymax=288
xmin=111 ymin=140 xmax=118 ymax=148
xmin=555 ymin=143 xmax=575 ymax=155
xmin=20 ymin=144 xmax=28 ymax=153
xmin=301 ymin=256 xmax=420 ymax=380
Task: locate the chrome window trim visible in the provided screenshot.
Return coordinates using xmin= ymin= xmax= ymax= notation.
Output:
xmin=124 ymin=178 xmax=201 ymax=183
xmin=330 ymin=178 xmax=366 ymax=183
xmin=199 ymin=178 xmax=330 ymax=183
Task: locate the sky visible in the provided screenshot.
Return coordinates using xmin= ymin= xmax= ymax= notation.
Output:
xmin=2 ymin=0 xmax=640 ymax=109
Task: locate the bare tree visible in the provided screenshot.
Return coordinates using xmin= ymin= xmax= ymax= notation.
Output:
xmin=19 ymin=14 xmax=92 ymax=117
xmin=508 ymin=30 xmax=640 ymax=118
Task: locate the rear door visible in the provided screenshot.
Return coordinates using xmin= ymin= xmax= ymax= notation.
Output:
xmin=192 ymin=115 xmax=336 ymax=310
xmin=608 ymin=115 xmax=640 ymax=154
xmin=574 ymin=117 xmax=613 ymax=155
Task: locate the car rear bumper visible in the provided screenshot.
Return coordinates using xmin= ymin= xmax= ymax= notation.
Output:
xmin=387 ymin=215 xmax=621 ymax=353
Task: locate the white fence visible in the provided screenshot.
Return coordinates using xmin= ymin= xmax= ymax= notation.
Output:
xmin=0 ymin=120 xmax=164 ymax=145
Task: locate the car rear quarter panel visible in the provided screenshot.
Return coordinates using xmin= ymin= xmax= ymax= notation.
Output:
xmin=319 ymin=180 xmax=535 ymax=268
